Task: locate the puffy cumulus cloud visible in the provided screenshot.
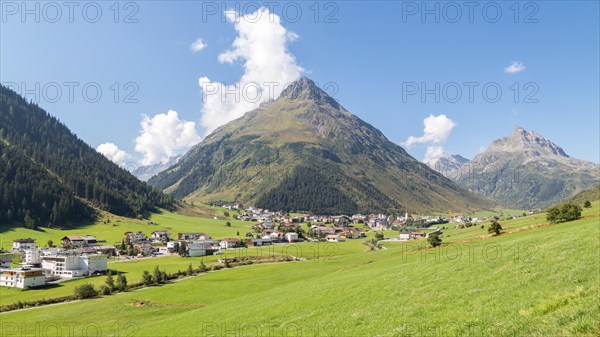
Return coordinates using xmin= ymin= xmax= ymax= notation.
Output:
xmin=402 ymin=114 xmax=456 ymax=148
xmin=97 ymin=143 xmax=130 ymax=165
xmin=191 ymin=38 xmax=207 ymax=53
xmin=134 ymin=110 xmax=201 ymax=165
xmin=504 ymin=61 xmax=525 ymax=74
xmin=199 ymin=7 xmax=303 ymax=135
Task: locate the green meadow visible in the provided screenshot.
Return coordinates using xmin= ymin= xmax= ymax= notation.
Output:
xmin=1 ymin=202 xmax=598 ymax=336
xmin=0 ymin=207 xmax=252 ymax=250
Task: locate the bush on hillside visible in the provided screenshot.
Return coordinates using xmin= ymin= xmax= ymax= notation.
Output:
xmin=546 ymin=202 xmax=582 ymax=224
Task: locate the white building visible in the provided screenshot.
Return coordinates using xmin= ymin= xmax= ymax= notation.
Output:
xmin=399 ymin=231 xmax=410 ymax=241
xmin=326 ymin=234 xmax=343 ymax=242
xmin=284 ymin=232 xmax=299 ymax=242
xmin=12 ymin=239 xmax=36 ymax=251
xmin=0 ymin=268 xmax=45 ymax=289
xmin=219 ymin=238 xmax=241 ymax=249
xmin=24 ymin=249 xmax=42 ymax=265
xmin=41 ymin=253 xmax=107 ymax=278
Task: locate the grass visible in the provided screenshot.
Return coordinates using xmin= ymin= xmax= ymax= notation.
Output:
xmin=1 ymin=201 xmax=598 ymax=336
xmin=0 ymin=206 xmax=250 ymax=250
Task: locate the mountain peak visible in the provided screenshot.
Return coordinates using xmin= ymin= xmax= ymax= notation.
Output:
xmin=494 ymin=127 xmax=568 ymax=157
xmin=279 ymin=76 xmax=340 ymax=108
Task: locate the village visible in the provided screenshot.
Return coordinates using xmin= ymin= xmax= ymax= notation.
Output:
xmin=0 ymin=203 xmax=500 ymax=290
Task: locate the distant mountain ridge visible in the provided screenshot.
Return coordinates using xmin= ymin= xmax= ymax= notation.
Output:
xmin=149 ymin=77 xmax=493 ymax=214
xmin=425 ymin=152 xmax=469 ymax=175
xmin=0 ymin=85 xmax=173 ymax=228
xmin=133 ymin=155 xmax=182 ymax=182
xmin=457 ymin=127 xmax=599 ymax=209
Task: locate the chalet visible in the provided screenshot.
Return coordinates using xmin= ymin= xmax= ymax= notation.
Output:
xmin=410 ymin=232 xmax=426 ymax=240
xmin=178 ymin=233 xmax=211 ymax=241
xmin=312 ymin=226 xmax=336 ymax=236
xmin=94 ymin=246 xmax=117 ymax=256
xmin=374 ymin=219 xmax=390 ymax=230
xmin=151 ymin=231 xmax=171 ymax=242
xmin=219 ymin=238 xmax=241 ymax=249
xmin=284 ymin=232 xmax=299 ymax=242
xmin=133 ymin=243 xmax=153 ymax=255
xmin=61 ymin=235 xmax=97 ymax=248
xmin=341 ymin=228 xmax=361 ymax=239
xmin=258 ymin=214 xmax=273 ymax=223
xmin=399 ymin=231 xmax=410 ymax=241
xmin=326 ymin=234 xmax=343 ymax=242
xmin=124 ymin=231 xmax=146 ymax=242
xmin=0 ymin=268 xmax=45 ymax=289
xmin=262 ymin=222 xmax=275 ymax=229
xmin=352 ymin=214 xmax=366 ymax=223
xmin=12 ymin=238 xmax=36 ymax=251
xmin=268 ymin=232 xmax=284 ymax=242
xmin=332 ymin=215 xmax=351 ymax=225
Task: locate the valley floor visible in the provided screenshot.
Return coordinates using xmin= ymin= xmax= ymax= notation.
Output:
xmin=1 ymin=203 xmax=598 ymax=336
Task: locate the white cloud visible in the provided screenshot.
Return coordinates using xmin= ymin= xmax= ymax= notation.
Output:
xmin=97 ymin=143 xmax=130 ymax=165
xmin=198 ymin=7 xmax=303 ymax=135
xmin=134 ymin=110 xmax=201 ymax=165
xmin=423 ymin=145 xmax=446 ymax=165
xmin=191 ymin=38 xmax=207 ymax=53
xmin=402 ymin=114 xmax=456 ymax=148
xmin=504 ymin=61 xmax=525 ymax=74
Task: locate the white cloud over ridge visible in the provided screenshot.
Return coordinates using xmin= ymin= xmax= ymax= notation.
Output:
xmin=199 ymin=7 xmax=303 ymax=136
xmin=423 ymin=145 xmax=446 ymax=165
xmin=135 ymin=110 xmax=201 ymax=165
xmin=402 ymin=114 xmax=456 ymax=148
xmin=97 ymin=143 xmax=130 ymax=165
xmin=504 ymin=61 xmax=525 ymax=74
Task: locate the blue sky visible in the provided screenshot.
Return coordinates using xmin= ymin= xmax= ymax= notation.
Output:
xmin=1 ymin=1 xmax=598 ymax=167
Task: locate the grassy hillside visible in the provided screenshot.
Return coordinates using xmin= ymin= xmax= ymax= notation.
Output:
xmin=2 ymin=202 xmax=598 ymax=336
xmin=566 ymin=184 xmax=600 ymax=207
xmin=0 ymin=206 xmax=251 ymax=250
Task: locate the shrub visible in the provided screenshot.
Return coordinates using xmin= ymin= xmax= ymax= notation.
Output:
xmin=488 ymin=221 xmax=502 ymax=236
xmin=116 ymin=274 xmax=127 ymax=291
xmin=99 ymin=285 xmax=111 ymax=296
xmin=73 ymin=284 xmax=98 ymax=299
xmin=583 ymin=200 xmax=591 ymax=208
xmin=547 ymin=202 xmax=582 ymax=223
xmin=141 ymin=270 xmax=153 ymax=286
xmin=427 ymin=234 xmax=442 ymax=247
